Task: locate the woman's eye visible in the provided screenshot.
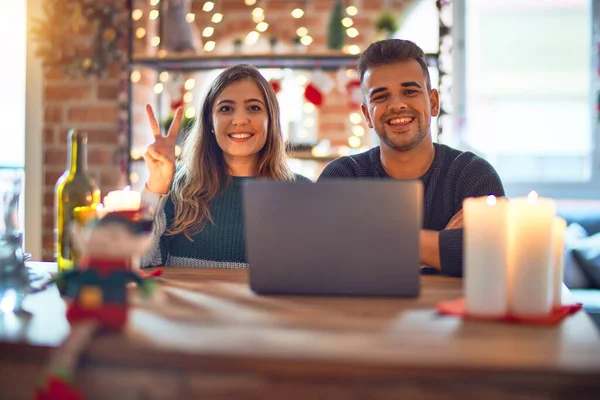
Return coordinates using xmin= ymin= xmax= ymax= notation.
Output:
xmin=219 ymin=105 xmax=232 ymax=112
xmin=249 ymin=105 xmax=262 ymax=111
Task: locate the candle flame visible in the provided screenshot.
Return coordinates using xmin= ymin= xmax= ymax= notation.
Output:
xmin=486 ymin=195 xmax=496 ymax=206
xmin=527 ymin=190 xmax=538 ymax=205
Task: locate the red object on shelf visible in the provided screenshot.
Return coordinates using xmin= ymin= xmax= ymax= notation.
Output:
xmin=436 ymin=297 xmax=583 ymax=326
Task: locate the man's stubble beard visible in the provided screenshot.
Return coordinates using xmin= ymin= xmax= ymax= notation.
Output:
xmin=378 ymin=120 xmax=429 ymax=152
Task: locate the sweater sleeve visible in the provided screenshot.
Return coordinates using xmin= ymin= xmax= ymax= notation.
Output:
xmin=140 ymin=187 xmax=170 ymax=268
xmin=438 ymin=157 xmax=506 ymax=277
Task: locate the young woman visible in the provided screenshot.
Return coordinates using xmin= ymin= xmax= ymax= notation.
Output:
xmin=141 ymin=64 xmax=309 ymax=268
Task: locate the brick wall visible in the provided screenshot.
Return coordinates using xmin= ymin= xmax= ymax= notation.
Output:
xmin=41 ymin=1 xmax=130 ymax=260
xmin=41 ymin=0 xmax=413 ymax=260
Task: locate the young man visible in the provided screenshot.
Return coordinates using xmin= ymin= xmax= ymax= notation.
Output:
xmin=318 ymin=39 xmax=504 ymax=277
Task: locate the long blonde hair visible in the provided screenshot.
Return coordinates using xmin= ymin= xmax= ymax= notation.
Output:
xmin=168 ymin=64 xmax=293 ymax=239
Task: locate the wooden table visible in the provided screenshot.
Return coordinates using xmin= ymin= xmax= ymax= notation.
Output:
xmin=2 ymin=262 xmax=600 ymax=399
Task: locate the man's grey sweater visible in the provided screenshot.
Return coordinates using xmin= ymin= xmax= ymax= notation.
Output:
xmin=318 ymin=143 xmax=505 ymax=277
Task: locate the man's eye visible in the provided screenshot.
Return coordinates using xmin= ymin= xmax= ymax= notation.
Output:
xmin=404 ymin=90 xmax=416 ymax=95
xmin=373 ymin=94 xmax=387 ymax=101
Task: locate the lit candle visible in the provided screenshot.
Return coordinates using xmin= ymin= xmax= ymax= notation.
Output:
xmin=552 ymin=217 xmax=567 ymax=308
xmin=464 ymin=195 xmax=510 ymax=316
xmin=101 ymin=186 xmax=141 ymax=214
xmin=508 ymin=191 xmax=555 ymax=316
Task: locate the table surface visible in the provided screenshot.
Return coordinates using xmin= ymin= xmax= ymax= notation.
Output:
xmin=2 ymin=262 xmax=600 ymax=379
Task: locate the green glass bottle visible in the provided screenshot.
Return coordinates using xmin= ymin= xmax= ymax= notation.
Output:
xmin=54 ymin=130 xmax=100 ymax=272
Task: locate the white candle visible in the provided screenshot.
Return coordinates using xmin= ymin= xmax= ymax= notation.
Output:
xmin=102 ymin=186 xmax=141 ymax=214
xmin=508 ymin=191 xmax=555 ymax=316
xmin=464 ymin=195 xmax=510 ymax=316
xmin=552 ymin=217 xmax=567 ymax=308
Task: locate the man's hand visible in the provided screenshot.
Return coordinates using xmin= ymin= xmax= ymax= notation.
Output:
xmin=143 ymin=105 xmax=183 ymax=195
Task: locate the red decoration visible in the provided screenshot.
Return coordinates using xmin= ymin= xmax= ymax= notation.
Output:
xmin=269 ymin=79 xmax=281 ymax=94
xmin=437 ymin=297 xmax=583 ymax=326
xmin=304 ymin=70 xmax=335 ymax=107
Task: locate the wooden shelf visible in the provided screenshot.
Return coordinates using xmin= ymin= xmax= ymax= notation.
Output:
xmin=130 ymin=149 xmax=343 ymax=163
xmin=287 ymin=150 xmax=339 ymax=162
xmin=131 ymin=52 xmax=438 ymax=72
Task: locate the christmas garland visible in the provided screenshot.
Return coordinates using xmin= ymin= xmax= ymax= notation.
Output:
xmin=31 ymin=0 xmax=127 ymax=77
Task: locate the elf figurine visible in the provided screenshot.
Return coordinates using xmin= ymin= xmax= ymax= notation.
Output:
xmin=54 ymin=208 xmax=158 ymax=331
xmin=36 ymin=208 xmax=160 ymax=399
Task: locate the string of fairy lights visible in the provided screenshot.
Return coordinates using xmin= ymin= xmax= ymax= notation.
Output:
xmin=130 ymin=0 xmax=371 ymax=157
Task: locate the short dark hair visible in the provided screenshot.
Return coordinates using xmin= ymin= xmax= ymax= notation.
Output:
xmin=357 ymin=39 xmax=431 ymax=91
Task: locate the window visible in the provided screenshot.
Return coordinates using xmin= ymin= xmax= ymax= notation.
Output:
xmin=453 ymin=0 xmax=597 ymax=198
xmin=0 ymin=1 xmax=26 ymax=169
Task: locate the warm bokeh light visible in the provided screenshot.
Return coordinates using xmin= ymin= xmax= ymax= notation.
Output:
xmin=183 ymin=92 xmax=193 ymax=103
xmin=296 ymin=27 xmax=308 ymax=37
xmin=184 ymin=78 xmax=196 ymax=90
xmin=150 ymin=0 xmax=160 ymax=6
xmin=130 ymin=70 xmax=141 ymax=83
xmin=202 ymin=27 xmax=214 ymax=37
xmin=300 ymin=35 xmax=313 ymax=46
xmin=186 ymin=13 xmax=195 ymax=23
xmin=245 ymin=30 xmax=260 ymax=45
xmin=346 ymin=28 xmax=359 ymax=38
xmin=252 ymin=7 xmax=264 ymax=18
xmin=303 ymin=102 xmax=315 ymax=113
xmin=348 ymin=45 xmax=361 ymax=55
xmin=202 ymin=1 xmax=215 ymax=12
xmin=203 ymin=40 xmax=216 ymax=52
xmin=348 ymin=136 xmax=361 ymax=148
xmin=150 ymin=36 xmax=161 ymax=47
xmin=352 ymin=125 xmax=365 ymax=137
xmin=291 ymin=8 xmax=304 ymax=18
xmin=256 ymin=22 xmax=269 ymax=32
xmin=153 ymin=83 xmax=163 ymax=94
xmin=296 ymin=74 xmax=308 ymax=85
xmin=211 ymin=13 xmax=223 ymax=23
xmin=131 ymin=9 xmax=143 ymax=21
xmin=135 ymin=27 xmax=146 ymax=39
xmin=486 ymin=195 xmax=497 ymax=206
xmin=349 ymin=112 xmax=362 ymax=124
xmin=185 ymin=107 xmax=196 ymax=118
xmin=342 ymin=17 xmax=354 ymax=27
xmin=149 ymin=10 xmax=159 ymax=20
xmin=346 ymin=6 xmax=358 ymax=16
xmin=245 ymin=0 xmax=257 ymax=5
xmin=159 ymin=71 xmax=169 ymax=82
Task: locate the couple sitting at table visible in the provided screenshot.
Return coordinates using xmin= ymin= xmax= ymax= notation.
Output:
xmin=140 ymin=39 xmax=505 ymax=277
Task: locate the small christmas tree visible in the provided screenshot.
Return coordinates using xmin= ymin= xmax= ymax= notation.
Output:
xmin=327 ymin=0 xmax=345 ymax=50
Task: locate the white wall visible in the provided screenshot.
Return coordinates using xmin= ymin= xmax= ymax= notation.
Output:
xmin=25 ymin=0 xmax=43 ymax=259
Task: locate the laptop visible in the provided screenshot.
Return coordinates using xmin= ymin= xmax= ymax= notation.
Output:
xmin=243 ymin=179 xmax=422 ymax=297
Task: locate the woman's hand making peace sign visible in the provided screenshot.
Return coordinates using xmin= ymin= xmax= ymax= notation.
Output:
xmin=143 ymin=105 xmax=183 ymax=195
